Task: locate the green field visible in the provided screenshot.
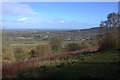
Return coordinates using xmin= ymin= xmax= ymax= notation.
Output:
xmin=10 ymin=40 xmax=49 ymax=48
xmin=10 ymin=40 xmax=82 ymax=49
xmin=16 ymin=49 xmax=120 ymax=78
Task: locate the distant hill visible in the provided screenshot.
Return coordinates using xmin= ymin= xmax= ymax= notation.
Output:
xmin=68 ymin=27 xmax=101 ymax=35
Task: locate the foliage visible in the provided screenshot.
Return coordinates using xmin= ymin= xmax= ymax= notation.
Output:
xmin=98 ymin=12 xmax=120 ymax=51
xmin=2 ymin=31 xmax=16 ymax=63
xmin=29 ymin=44 xmax=51 ymax=57
xmin=65 ymin=43 xmax=82 ymax=51
xmin=50 ymin=36 xmax=63 ymax=53
xmin=36 ymin=44 xmax=51 ymax=57
xmin=118 ymin=27 xmax=120 ymax=48
xmin=2 ymin=46 xmax=16 ymax=63
xmin=13 ymin=47 xmax=29 ymax=61
xmin=81 ymin=41 xmax=92 ymax=49
xmin=29 ymin=48 xmax=37 ymax=58
xmin=98 ymin=29 xmax=118 ymax=51
xmin=65 ymin=41 xmax=93 ymax=52
xmin=91 ymin=39 xmax=99 ymax=47
xmin=2 ymin=48 xmax=119 ymax=78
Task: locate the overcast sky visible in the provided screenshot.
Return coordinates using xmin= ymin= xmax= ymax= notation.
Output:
xmin=2 ymin=2 xmax=118 ymax=29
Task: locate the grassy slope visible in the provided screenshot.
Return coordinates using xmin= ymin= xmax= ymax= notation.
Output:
xmin=17 ymin=49 xmax=120 ymax=79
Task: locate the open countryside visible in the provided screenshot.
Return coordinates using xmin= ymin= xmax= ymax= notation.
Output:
xmin=2 ymin=2 xmax=120 ymax=79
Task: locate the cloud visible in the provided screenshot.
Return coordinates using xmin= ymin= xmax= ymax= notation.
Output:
xmin=2 ymin=2 xmax=39 ymax=16
xmin=17 ymin=18 xmax=27 ymax=21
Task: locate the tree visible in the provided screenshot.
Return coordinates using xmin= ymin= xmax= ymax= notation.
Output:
xmin=98 ymin=12 xmax=120 ymax=50
xmin=49 ymin=36 xmax=63 ymax=53
xmin=35 ymin=44 xmax=51 ymax=57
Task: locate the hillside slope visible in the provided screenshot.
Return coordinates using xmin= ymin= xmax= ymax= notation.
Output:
xmin=16 ymin=49 xmax=120 ymax=78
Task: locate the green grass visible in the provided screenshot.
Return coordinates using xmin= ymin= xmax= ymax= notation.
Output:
xmin=17 ymin=37 xmax=34 ymax=39
xmin=10 ymin=40 xmax=49 ymax=49
xmin=10 ymin=40 xmax=81 ymax=49
xmin=17 ymin=49 xmax=120 ymax=78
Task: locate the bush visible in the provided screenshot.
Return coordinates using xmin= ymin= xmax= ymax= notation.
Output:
xmin=13 ymin=47 xmax=29 ymax=61
xmin=2 ymin=46 xmax=16 ymax=63
xmin=98 ymin=29 xmax=118 ymax=51
xmin=32 ymin=44 xmax=51 ymax=57
xmin=91 ymin=39 xmax=99 ymax=47
xmin=81 ymin=41 xmax=92 ymax=49
xmin=36 ymin=44 xmax=51 ymax=56
xmin=29 ymin=48 xmax=37 ymax=58
xmin=118 ymin=34 xmax=120 ymax=48
xmin=118 ymin=28 xmax=120 ymax=48
xmin=2 ymin=30 xmax=16 ymax=63
xmin=65 ymin=43 xmax=82 ymax=51
xmin=50 ymin=36 xmax=63 ymax=53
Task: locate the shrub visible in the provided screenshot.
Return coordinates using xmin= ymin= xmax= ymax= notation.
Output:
xmin=98 ymin=12 xmax=120 ymax=50
xmin=35 ymin=44 xmax=51 ymax=57
xmin=91 ymin=39 xmax=99 ymax=47
xmin=98 ymin=29 xmax=118 ymax=51
xmin=81 ymin=41 xmax=92 ymax=49
xmin=49 ymin=36 xmax=63 ymax=53
xmin=65 ymin=43 xmax=82 ymax=51
xmin=2 ymin=46 xmax=16 ymax=63
xmin=23 ymin=48 xmax=31 ymax=59
xmin=118 ymin=34 xmax=120 ymax=48
xmin=13 ymin=47 xmax=29 ymax=61
xmin=29 ymin=48 xmax=37 ymax=58
xmin=118 ymin=27 xmax=120 ymax=48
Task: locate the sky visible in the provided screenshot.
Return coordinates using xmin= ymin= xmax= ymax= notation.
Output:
xmin=2 ymin=2 xmax=118 ymax=29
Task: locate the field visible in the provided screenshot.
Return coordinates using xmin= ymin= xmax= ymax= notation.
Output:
xmin=10 ymin=39 xmax=82 ymax=49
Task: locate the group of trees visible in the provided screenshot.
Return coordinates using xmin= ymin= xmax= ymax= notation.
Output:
xmin=98 ymin=12 xmax=120 ymax=51
xmin=100 ymin=12 xmax=119 ymax=28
